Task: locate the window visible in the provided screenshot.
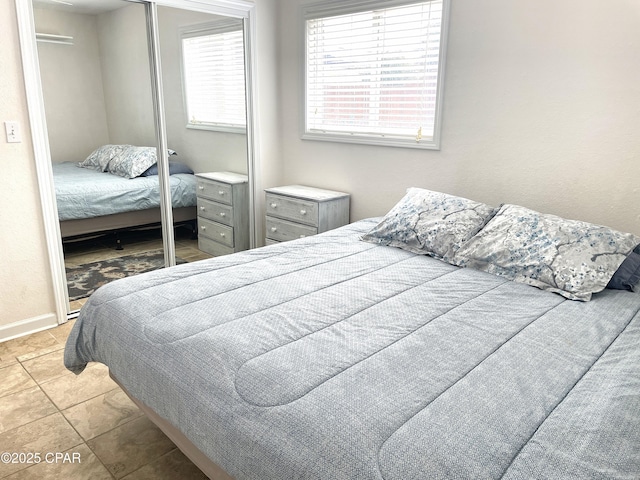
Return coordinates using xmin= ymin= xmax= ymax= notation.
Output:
xmin=304 ymin=0 xmax=448 ymax=149
xmin=181 ymin=20 xmax=246 ymax=132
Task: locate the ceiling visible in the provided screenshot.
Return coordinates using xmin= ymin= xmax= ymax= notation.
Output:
xmin=32 ymin=0 xmax=131 ymax=14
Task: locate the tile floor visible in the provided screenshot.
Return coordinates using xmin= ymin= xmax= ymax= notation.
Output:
xmin=1 ymin=226 xmax=212 ymax=479
xmin=0 ymin=322 xmax=209 ymax=480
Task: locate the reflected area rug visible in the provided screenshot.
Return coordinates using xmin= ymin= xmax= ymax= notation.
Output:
xmin=66 ymin=249 xmax=184 ymax=301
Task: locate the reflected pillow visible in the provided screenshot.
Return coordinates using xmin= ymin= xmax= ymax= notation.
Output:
xmin=361 ymin=187 xmax=497 ymax=263
xmin=107 ymin=146 xmax=177 ymax=179
xmin=454 ymin=204 xmax=640 ymax=301
xmin=141 ymin=161 xmax=193 ymax=177
xmin=78 ymin=145 xmax=127 ymax=172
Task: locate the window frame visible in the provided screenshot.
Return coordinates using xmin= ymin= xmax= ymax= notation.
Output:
xmin=180 ymin=19 xmax=247 ymax=134
xmin=301 ymin=0 xmax=450 ymax=150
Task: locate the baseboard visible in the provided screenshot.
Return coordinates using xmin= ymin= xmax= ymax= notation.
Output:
xmin=0 ymin=313 xmax=59 ymax=343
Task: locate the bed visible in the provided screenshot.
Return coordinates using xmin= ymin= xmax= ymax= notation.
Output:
xmin=53 ymin=157 xmax=197 ymax=238
xmin=64 ymin=189 xmax=640 ymax=479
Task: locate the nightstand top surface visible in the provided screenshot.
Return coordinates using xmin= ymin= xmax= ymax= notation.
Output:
xmin=196 ymin=171 xmax=248 ymax=184
xmin=265 ymin=185 xmax=350 ymax=202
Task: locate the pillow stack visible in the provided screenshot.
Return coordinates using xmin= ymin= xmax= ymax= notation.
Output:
xmin=78 ymin=145 xmax=183 ymax=179
xmin=362 ymin=188 xmax=640 ymax=301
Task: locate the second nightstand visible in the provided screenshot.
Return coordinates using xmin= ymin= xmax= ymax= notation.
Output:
xmin=196 ymin=172 xmax=249 ymax=256
xmin=264 ymin=185 xmax=350 ymax=244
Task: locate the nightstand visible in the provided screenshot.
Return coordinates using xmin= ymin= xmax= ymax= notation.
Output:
xmin=195 ymin=172 xmax=249 ymax=256
xmin=264 ymin=185 xmax=350 ymax=244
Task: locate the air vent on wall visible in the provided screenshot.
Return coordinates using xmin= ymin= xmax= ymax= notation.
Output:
xmin=36 ymin=33 xmax=74 ymax=45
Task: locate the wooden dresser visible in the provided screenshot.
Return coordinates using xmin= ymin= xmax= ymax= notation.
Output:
xmin=264 ymin=185 xmax=350 ymax=245
xmin=195 ymin=172 xmax=249 ymax=256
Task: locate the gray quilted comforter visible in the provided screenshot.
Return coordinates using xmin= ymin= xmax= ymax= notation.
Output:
xmin=65 ymin=219 xmax=640 ymax=479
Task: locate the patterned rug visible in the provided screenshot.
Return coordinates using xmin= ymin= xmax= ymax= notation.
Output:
xmin=66 ymin=250 xmax=184 ymax=301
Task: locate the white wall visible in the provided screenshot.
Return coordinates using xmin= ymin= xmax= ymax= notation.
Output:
xmin=0 ymin=0 xmax=57 ymax=335
xmin=33 ymin=8 xmax=110 ymax=163
xmin=97 ymin=3 xmax=157 ymax=148
xmin=276 ymin=0 xmax=640 ymax=236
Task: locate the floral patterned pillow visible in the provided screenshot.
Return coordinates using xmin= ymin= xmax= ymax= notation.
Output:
xmin=107 ymin=146 xmax=160 ymax=179
xmin=78 ymin=145 xmax=127 ymax=172
xmin=361 ymin=188 xmax=498 ymax=263
xmin=454 ymin=204 xmax=640 ymax=301
xmin=107 ymin=146 xmax=178 ymax=179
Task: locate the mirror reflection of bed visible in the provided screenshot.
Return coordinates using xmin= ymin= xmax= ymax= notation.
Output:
xmin=33 ymin=0 xmax=250 ymax=313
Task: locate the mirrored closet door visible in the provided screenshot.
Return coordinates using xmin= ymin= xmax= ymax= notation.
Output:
xmin=21 ymin=0 xmax=257 ymax=319
xmin=156 ymin=6 xmax=251 ymax=261
xmin=34 ymin=0 xmax=164 ymax=312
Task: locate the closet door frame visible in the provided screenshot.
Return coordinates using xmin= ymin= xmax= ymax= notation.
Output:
xmin=15 ymin=0 xmax=260 ymax=324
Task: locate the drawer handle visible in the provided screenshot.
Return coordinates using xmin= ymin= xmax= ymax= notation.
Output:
xmin=200 ymin=206 xmax=206 ymax=211
xmin=198 ymin=186 xmax=205 ymax=190
xmin=219 ymin=212 xmax=226 ymax=218
xmin=200 ymin=226 xmax=206 ymax=231
xmin=300 ymin=209 xmax=307 ymax=215
xmin=218 ymin=190 xmax=225 ymax=196
xmin=220 ymin=233 xmax=226 ymax=238
xmin=270 ymin=203 xmax=277 ymax=208
xmin=271 ymin=227 xmax=277 ymax=232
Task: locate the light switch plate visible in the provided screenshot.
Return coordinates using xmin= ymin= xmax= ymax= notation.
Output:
xmin=5 ymin=121 xmax=21 ymax=143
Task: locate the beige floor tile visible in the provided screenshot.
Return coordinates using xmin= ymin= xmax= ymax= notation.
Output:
xmin=0 ymin=331 xmax=60 ymax=367
xmin=15 ymin=342 xmax=65 ymax=363
xmin=178 ymin=249 xmax=212 ymax=263
xmin=0 ymin=363 xmax=37 ymax=398
xmin=20 ymin=349 xmax=69 ymax=385
xmin=62 ymin=388 xmax=143 ymax=441
xmin=174 ymin=246 xmax=196 ymax=256
xmin=121 ymin=448 xmax=208 ymax=480
xmin=64 ymin=244 xmax=110 ymax=261
xmin=0 ymin=386 xmax=57 ymax=434
xmin=120 ymin=245 xmax=164 ymax=257
xmin=67 ymin=250 xmax=110 ymax=265
xmin=39 ymin=363 xmax=118 ymax=410
xmin=0 ymin=413 xmax=83 ymax=478
xmin=69 ymin=298 xmax=88 ymax=312
xmin=48 ymin=319 xmax=77 ymax=344
xmin=87 ymin=415 xmax=176 ymax=479
xmin=2 ymin=443 xmax=112 ymax=480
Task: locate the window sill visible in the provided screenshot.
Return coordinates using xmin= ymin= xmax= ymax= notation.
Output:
xmin=301 ymin=131 xmax=440 ymax=150
xmin=186 ymin=123 xmax=246 ymax=135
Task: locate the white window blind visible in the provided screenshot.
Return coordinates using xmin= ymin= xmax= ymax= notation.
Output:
xmin=182 ymin=23 xmax=246 ymax=131
xmin=305 ymin=0 xmax=446 ymax=148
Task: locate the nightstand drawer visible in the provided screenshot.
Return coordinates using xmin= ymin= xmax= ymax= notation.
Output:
xmin=266 ymin=193 xmax=318 ymax=226
xmin=198 ymin=217 xmax=234 ymax=248
xmin=266 ymin=216 xmax=317 ymax=242
xmin=197 ymin=198 xmax=233 ymax=226
xmin=196 ymin=179 xmax=233 ymax=205
xmin=198 ymin=236 xmax=235 ymax=257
